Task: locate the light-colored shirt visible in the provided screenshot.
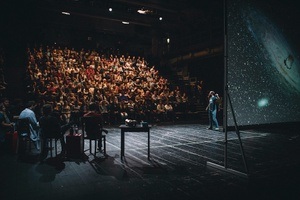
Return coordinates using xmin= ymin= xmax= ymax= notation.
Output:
xmin=19 ymin=108 xmax=39 ymax=141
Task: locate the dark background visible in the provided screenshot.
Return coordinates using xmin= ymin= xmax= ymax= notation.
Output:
xmin=0 ymin=0 xmax=224 ymax=100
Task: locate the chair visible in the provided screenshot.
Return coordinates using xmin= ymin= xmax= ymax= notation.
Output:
xmin=81 ymin=116 xmax=108 ymax=158
xmin=40 ymin=118 xmax=65 ymax=158
xmin=42 ymin=136 xmax=60 ymax=157
xmin=16 ymin=118 xmax=32 ymax=153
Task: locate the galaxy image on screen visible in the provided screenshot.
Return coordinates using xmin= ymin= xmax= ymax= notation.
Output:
xmin=227 ymin=0 xmax=300 ymax=126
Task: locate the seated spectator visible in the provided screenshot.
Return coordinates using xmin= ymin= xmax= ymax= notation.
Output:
xmin=119 ymin=100 xmax=128 ymax=121
xmin=0 ymin=103 xmax=14 ymax=144
xmin=134 ymin=101 xmax=146 ymax=122
xmin=99 ymin=100 xmax=109 ymax=124
xmin=127 ymin=99 xmax=136 ymax=119
xmin=155 ymin=100 xmax=166 ymax=122
xmin=39 ymin=104 xmax=72 ymax=160
xmin=83 ymin=102 xmax=107 ymax=151
xmin=165 ymin=101 xmax=175 ymax=122
xmin=19 ymin=101 xmax=40 ymax=150
xmin=1 ymin=98 xmax=13 ymax=124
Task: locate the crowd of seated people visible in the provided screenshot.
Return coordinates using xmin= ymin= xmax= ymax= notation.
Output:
xmin=25 ymin=45 xmax=191 ymax=125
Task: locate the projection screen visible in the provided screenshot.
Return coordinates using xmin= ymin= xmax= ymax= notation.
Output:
xmin=227 ymin=0 xmax=300 ymax=126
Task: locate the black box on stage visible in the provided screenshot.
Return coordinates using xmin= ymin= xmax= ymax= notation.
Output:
xmin=66 ymin=133 xmax=82 ymax=158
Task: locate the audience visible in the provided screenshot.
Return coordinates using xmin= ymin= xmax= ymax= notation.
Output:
xmin=22 ymin=45 xmax=196 ymax=124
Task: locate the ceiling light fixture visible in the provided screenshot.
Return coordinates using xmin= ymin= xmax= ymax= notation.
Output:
xmin=122 ymin=21 xmax=130 ymax=25
xmin=137 ymin=8 xmax=153 ymax=15
xmin=137 ymin=9 xmax=146 ymax=14
xmin=62 ymin=11 xmax=70 ymax=15
xmin=109 ymin=8 xmax=112 ymax=12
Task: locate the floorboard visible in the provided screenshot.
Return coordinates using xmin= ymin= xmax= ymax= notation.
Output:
xmin=1 ymin=123 xmax=300 ymax=200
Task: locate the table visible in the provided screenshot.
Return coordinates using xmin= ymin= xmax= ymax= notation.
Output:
xmin=119 ymin=124 xmax=151 ymax=160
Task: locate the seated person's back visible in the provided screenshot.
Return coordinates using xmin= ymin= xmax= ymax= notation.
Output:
xmin=83 ymin=102 xmax=103 ymax=138
xmin=39 ymin=114 xmax=61 ymax=138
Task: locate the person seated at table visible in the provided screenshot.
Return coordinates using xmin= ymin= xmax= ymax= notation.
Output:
xmin=39 ymin=104 xmax=72 ymax=160
xmin=83 ymin=102 xmax=108 ymax=151
xmin=19 ymin=101 xmax=40 ymax=150
xmin=0 ymin=103 xmax=14 ymax=145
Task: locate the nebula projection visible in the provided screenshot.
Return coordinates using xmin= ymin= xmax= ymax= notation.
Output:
xmin=227 ymin=0 xmax=300 ymax=126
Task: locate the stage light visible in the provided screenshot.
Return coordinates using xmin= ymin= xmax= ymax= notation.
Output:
xmin=137 ymin=9 xmax=146 ymax=14
xmin=137 ymin=8 xmax=153 ymax=15
xmin=109 ymin=8 xmax=112 ymax=12
xmin=159 ymin=17 xmax=163 ymax=21
xmin=62 ymin=11 xmax=70 ymax=15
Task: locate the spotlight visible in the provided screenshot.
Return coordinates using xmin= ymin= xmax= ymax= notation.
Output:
xmin=137 ymin=8 xmax=153 ymax=14
xmin=62 ymin=11 xmax=70 ymax=15
xmin=137 ymin=9 xmax=146 ymax=14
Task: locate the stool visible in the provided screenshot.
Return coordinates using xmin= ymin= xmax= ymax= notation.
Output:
xmin=47 ymin=137 xmax=58 ymax=157
xmin=87 ymin=135 xmax=106 ymax=157
xmin=16 ymin=118 xmax=33 ymax=153
xmin=43 ymin=137 xmax=61 ymax=157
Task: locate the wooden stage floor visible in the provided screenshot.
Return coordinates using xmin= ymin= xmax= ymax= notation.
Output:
xmin=1 ymin=123 xmax=300 ymax=200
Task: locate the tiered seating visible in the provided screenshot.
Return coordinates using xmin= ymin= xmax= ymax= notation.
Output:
xmin=25 ymin=45 xmax=195 ymax=124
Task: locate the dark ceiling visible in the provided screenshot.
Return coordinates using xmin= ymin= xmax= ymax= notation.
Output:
xmin=36 ymin=0 xmax=223 ymax=35
xmin=2 ymin=0 xmax=224 ymax=55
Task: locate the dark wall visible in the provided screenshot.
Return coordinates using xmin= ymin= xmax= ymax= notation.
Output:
xmin=188 ymin=55 xmax=224 ymax=96
xmin=1 ymin=1 xmax=224 ymax=101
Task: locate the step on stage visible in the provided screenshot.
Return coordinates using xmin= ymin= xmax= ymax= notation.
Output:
xmin=1 ymin=123 xmax=300 ymax=200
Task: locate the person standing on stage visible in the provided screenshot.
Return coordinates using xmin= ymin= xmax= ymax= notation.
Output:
xmin=206 ymin=91 xmax=220 ymax=131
